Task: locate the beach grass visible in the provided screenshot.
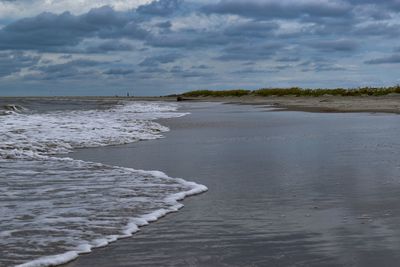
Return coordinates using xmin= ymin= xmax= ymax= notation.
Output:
xmin=182 ymin=89 xmax=251 ymax=97
xmin=182 ymin=86 xmax=400 ymax=97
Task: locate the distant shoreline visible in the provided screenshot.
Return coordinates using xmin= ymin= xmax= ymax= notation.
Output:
xmin=173 ymin=95 xmax=400 ymax=114
xmin=1 ymin=94 xmax=400 ymax=114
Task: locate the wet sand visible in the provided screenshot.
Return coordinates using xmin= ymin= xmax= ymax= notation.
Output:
xmin=64 ymin=102 xmax=400 ymax=267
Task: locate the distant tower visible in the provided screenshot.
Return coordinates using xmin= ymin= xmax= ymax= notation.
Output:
xmin=127 ymin=92 xmax=130 ymax=97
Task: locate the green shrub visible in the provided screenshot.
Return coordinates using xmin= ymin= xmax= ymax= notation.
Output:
xmin=182 ymin=86 xmax=400 ymax=97
xmin=182 ymin=89 xmax=251 ymax=97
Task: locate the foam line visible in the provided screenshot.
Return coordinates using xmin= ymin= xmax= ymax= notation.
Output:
xmin=17 ymin=172 xmax=207 ymax=267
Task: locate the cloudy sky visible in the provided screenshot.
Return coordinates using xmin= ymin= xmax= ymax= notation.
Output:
xmin=0 ymin=0 xmax=399 ymax=96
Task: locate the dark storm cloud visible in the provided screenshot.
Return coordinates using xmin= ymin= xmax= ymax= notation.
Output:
xmin=0 ymin=12 xmax=86 ymax=50
xmin=299 ymin=59 xmax=346 ymax=72
xmin=0 ymin=51 xmax=40 ymax=77
xmin=231 ymin=67 xmax=277 ymax=75
xmin=200 ymin=0 xmax=400 ymax=45
xmin=140 ymin=66 xmax=168 ymax=74
xmin=353 ymin=22 xmax=400 ymax=37
xmin=223 ymin=21 xmax=279 ymax=38
xmin=169 ymin=65 xmax=213 ymax=78
xmin=2 ymin=0 xmax=400 ymax=94
xmin=216 ymin=43 xmax=282 ymax=61
xmin=36 ymin=59 xmax=103 ymax=73
xmin=137 ymin=0 xmax=183 ymax=16
xmin=191 ymin=64 xmax=210 ymax=70
xmin=0 ymin=6 xmax=148 ymax=52
xmin=103 ymin=68 xmax=135 ymax=75
xmin=0 ymin=0 xmax=369 ymax=55
xmin=274 ymin=65 xmax=293 ymax=70
xmin=59 ymin=54 xmax=73 ymax=59
xmin=97 ymin=21 xmax=149 ymax=39
xmin=33 ymin=59 xmax=106 ymax=80
xmin=365 ymin=54 xmax=400 ymax=64
xmin=314 ymin=65 xmax=346 ymax=72
xmin=348 ymin=0 xmax=400 ymax=10
xmin=276 ymin=56 xmax=301 ymax=62
xmin=202 ymin=0 xmax=352 ymax=20
xmin=155 ymin=21 xmax=172 ymax=29
xmin=85 ymin=41 xmax=134 ymax=54
xmin=146 ymin=21 xmax=279 ymax=50
xmin=0 ymin=0 xmax=186 ymax=52
xmin=309 ymin=40 xmax=358 ymax=52
xmin=145 ymin=29 xmax=235 ymax=48
xmin=352 ymin=4 xmax=393 ymax=20
xmin=139 ymin=53 xmax=183 ymax=67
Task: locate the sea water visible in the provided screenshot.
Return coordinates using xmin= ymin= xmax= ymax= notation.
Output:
xmin=0 ymin=99 xmax=207 ymax=267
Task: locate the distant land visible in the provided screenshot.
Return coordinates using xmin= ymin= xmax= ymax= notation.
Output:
xmin=166 ymin=86 xmax=400 ymax=114
xmin=177 ymin=86 xmax=400 ymax=97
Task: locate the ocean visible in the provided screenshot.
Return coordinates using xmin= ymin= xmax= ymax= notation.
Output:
xmin=0 ymin=98 xmax=207 ymax=267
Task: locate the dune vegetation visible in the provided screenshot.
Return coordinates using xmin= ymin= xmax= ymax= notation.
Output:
xmin=182 ymin=86 xmax=400 ymax=97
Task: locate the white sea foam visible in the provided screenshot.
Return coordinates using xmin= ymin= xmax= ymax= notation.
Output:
xmin=0 ymin=101 xmax=207 ymax=267
xmin=0 ymin=101 xmax=186 ymax=159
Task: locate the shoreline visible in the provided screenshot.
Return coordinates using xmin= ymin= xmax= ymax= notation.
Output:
xmin=173 ymin=95 xmax=400 ymax=114
xmin=2 ymin=95 xmax=399 ymax=114
xmin=62 ymin=102 xmax=400 ymax=267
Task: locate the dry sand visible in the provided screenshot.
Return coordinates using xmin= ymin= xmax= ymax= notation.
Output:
xmin=167 ymin=95 xmax=400 ymax=114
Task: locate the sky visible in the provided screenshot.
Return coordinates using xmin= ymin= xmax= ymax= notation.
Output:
xmin=0 ymin=0 xmax=400 ymax=96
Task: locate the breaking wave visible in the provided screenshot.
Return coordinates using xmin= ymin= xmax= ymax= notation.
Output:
xmin=0 ymin=101 xmax=207 ymax=267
